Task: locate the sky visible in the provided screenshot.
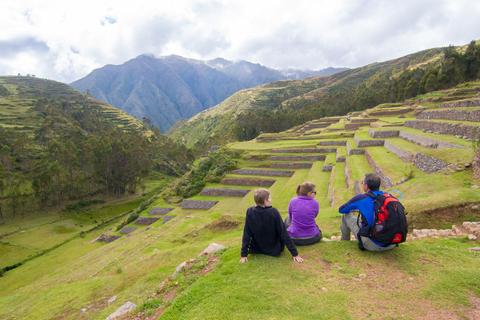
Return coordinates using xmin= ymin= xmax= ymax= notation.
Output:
xmin=1 ymin=0 xmax=480 ymax=83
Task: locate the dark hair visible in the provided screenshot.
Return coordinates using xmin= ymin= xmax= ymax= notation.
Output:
xmin=364 ymin=173 xmax=381 ymax=191
xmin=296 ymin=185 xmax=301 ymax=195
xmin=298 ymin=181 xmax=316 ymax=196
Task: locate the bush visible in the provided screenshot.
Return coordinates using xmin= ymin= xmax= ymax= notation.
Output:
xmin=162 ymin=148 xmax=240 ymax=201
xmin=65 ymin=199 xmax=105 ymax=211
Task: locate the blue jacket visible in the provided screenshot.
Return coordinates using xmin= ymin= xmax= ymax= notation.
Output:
xmin=339 ymin=190 xmax=387 ymax=246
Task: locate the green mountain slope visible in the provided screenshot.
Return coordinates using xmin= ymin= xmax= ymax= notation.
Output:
xmin=1 ymin=81 xmax=479 ymax=319
xmin=0 ymin=76 xmax=193 ymax=220
xmin=171 ymin=40 xmax=480 ymax=149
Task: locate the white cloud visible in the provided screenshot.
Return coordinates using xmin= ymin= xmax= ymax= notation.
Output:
xmin=0 ymin=0 xmax=479 ymax=82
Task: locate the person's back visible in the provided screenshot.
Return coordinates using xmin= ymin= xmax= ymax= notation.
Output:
xmin=338 ymin=173 xmax=401 ymax=251
xmin=240 ymin=188 xmax=303 ymax=263
xmin=287 ymin=182 xmax=322 ymax=245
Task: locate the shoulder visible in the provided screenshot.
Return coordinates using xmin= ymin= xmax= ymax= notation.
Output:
xmin=349 ymin=194 xmax=370 ymax=203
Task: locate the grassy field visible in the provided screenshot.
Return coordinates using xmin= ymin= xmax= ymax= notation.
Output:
xmin=1 ymin=82 xmax=480 ymax=319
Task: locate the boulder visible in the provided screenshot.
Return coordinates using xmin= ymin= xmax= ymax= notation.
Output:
xmin=106 ymin=301 xmax=136 ymax=320
xmin=200 ymin=243 xmax=226 ymax=256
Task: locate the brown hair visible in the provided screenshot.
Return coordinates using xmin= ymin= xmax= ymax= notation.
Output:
xmin=298 ymin=181 xmax=316 ymax=196
xmin=253 ymin=188 xmax=270 ymax=206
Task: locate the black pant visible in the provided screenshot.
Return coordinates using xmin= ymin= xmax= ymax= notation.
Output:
xmin=291 ymin=232 xmax=322 ymax=246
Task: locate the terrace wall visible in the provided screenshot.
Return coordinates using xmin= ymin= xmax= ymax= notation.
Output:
xmin=405 ymin=120 xmax=479 ymax=139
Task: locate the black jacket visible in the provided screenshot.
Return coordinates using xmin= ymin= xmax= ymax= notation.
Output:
xmin=241 ymin=206 xmax=298 ymax=257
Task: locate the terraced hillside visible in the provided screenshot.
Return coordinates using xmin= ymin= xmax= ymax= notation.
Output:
xmin=171 ymin=40 xmax=480 ymax=149
xmin=0 ymin=76 xmax=146 ymax=133
xmin=1 ymin=84 xmax=480 ymax=319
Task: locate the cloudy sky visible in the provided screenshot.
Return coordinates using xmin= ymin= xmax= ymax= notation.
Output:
xmin=1 ymin=0 xmax=480 ymax=83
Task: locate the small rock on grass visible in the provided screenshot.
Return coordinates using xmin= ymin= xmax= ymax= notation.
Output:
xmin=469 ymin=247 xmax=480 ymax=252
xmin=107 ymin=296 xmax=117 ymax=305
xmin=200 ymin=243 xmax=226 ymax=256
xmin=468 ymin=234 xmax=478 ymax=241
xmin=106 ymin=301 xmax=136 ymax=320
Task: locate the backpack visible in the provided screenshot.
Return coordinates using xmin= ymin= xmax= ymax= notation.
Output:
xmin=366 ymin=192 xmax=408 ymax=245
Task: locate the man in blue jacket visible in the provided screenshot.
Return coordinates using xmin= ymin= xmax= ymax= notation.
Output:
xmin=339 ymin=173 xmax=396 ymax=251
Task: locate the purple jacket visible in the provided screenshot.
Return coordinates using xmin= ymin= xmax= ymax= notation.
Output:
xmin=287 ymin=196 xmax=320 ymax=238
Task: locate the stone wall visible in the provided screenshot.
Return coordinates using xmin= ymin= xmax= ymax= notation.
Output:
xmin=364 ymin=150 xmax=393 ymax=188
xmin=336 ymin=148 xmax=346 ymax=162
xmin=383 ymin=141 xmax=414 ymax=162
xmin=344 ymin=123 xmax=364 ymax=130
xmin=328 ymin=166 xmax=336 ymax=207
xmin=398 ymin=131 xmax=461 ymax=148
xmin=350 ymin=118 xmax=378 ymax=123
xmin=316 ymin=148 xmax=338 ymax=153
xmin=181 ymin=200 xmax=218 ymax=210
xmin=355 ymin=138 xmax=385 ymax=147
xmin=417 ymin=109 xmax=480 ymax=122
xmin=368 ymin=129 xmax=400 ymax=138
xmin=412 ymin=153 xmax=449 ymax=173
xmin=271 ymin=148 xmax=322 ymax=153
xmin=270 ymin=162 xmax=312 ymax=169
xmin=405 ymin=120 xmax=479 ymax=139
xmin=344 ymin=159 xmax=352 ymax=188
xmin=369 ymin=108 xmax=412 ymax=116
xmin=473 ymin=149 xmax=480 ymax=180
xmin=318 ymin=140 xmax=347 ymax=146
xmin=232 ymin=169 xmax=294 ymax=177
xmin=439 ymin=98 xmax=480 ymax=108
xmin=270 ymin=155 xmax=325 ymax=161
xmin=322 ymin=164 xmax=334 ymax=172
xmin=221 ymin=177 xmax=275 ymax=187
xmin=200 ymin=188 xmax=250 ymax=197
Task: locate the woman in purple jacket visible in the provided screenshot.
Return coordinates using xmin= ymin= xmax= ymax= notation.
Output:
xmin=286 ymin=182 xmax=322 ymax=245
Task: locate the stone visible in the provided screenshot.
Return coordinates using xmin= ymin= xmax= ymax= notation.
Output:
xmin=135 ymin=217 xmax=159 ymax=225
xmin=180 ymin=200 xmax=218 ymax=210
xmin=270 ymin=155 xmax=326 ymax=161
xmin=106 ymin=301 xmax=137 ymax=320
xmin=468 ymin=234 xmax=478 ymax=240
xmin=231 ymin=169 xmax=294 ymax=177
xmin=321 ymin=287 xmax=328 ymax=292
xmin=472 ymin=185 xmax=480 ymax=189
xmin=200 ymin=243 xmax=226 ymax=256
xmin=119 ymin=226 xmax=136 ymax=234
xmin=95 ymin=234 xmax=121 ymax=243
xmin=148 ymin=207 xmax=174 ymax=215
xmin=81 ymin=308 xmax=88 ymax=313
xmin=269 ymin=162 xmax=313 ymax=169
xmin=163 ymin=215 xmax=174 ymax=224
xmin=471 ymin=205 xmax=479 ymax=210
xmin=200 ymin=188 xmax=250 ymax=197
xmin=469 ymin=247 xmax=480 ymax=252
xmin=358 ymin=273 xmax=367 ymax=279
xmin=221 ymin=177 xmax=275 ymax=187
xmin=108 ymin=296 xmax=117 ymax=305
xmin=175 ymin=261 xmax=188 ymax=274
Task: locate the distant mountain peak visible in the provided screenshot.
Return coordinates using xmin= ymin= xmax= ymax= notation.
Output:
xmin=71 ymin=54 xmax=348 ymax=132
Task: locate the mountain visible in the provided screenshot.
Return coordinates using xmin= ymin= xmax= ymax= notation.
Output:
xmin=0 ymin=76 xmax=192 ymax=217
xmin=170 ymin=40 xmax=480 ymax=149
xmin=71 ymin=55 xmax=347 ymax=131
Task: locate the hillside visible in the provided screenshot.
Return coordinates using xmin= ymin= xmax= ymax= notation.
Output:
xmin=1 ymin=82 xmax=479 ymax=319
xmin=71 ymin=55 xmax=346 ymax=131
xmin=0 ymin=76 xmax=193 ymax=221
xmin=171 ymin=40 xmax=480 ymax=149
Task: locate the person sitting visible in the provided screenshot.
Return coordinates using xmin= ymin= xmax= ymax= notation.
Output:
xmin=338 ymin=173 xmax=401 ymax=252
xmin=240 ymin=188 xmax=303 ymax=263
xmin=285 ymin=182 xmax=322 ymax=245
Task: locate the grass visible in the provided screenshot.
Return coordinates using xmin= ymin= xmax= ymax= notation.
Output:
xmin=2 ymin=82 xmax=480 ymax=319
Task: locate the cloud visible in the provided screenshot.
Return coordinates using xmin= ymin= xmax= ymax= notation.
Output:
xmin=0 ymin=0 xmax=479 ymax=82
xmin=0 ymin=37 xmax=49 ymax=57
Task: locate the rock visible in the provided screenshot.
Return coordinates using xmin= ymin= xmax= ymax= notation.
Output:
xmin=321 ymin=287 xmax=328 ymax=292
xmin=468 ymin=234 xmax=478 ymax=241
xmin=471 ymin=205 xmax=479 ymax=210
xmin=81 ymin=308 xmax=88 ymax=313
xmin=358 ymin=273 xmax=367 ymax=279
xmin=175 ymin=261 xmax=188 ymax=274
xmin=107 ymin=296 xmax=117 ymax=305
xmin=469 ymin=247 xmax=480 ymax=252
xmin=472 ymin=185 xmax=480 ymax=189
xmin=106 ymin=301 xmax=136 ymax=320
xmin=200 ymin=243 xmax=226 ymax=256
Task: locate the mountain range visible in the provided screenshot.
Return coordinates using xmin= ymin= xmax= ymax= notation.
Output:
xmin=71 ymin=55 xmax=347 ymax=131
xmin=170 ymin=41 xmax=479 ymax=148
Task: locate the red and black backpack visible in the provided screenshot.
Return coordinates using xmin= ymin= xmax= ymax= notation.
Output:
xmin=366 ymin=192 xmax=408 ymax=245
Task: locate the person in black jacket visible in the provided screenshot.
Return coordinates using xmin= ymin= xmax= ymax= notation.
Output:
xmin=240 ymin=188 xmax=304 ymax=263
